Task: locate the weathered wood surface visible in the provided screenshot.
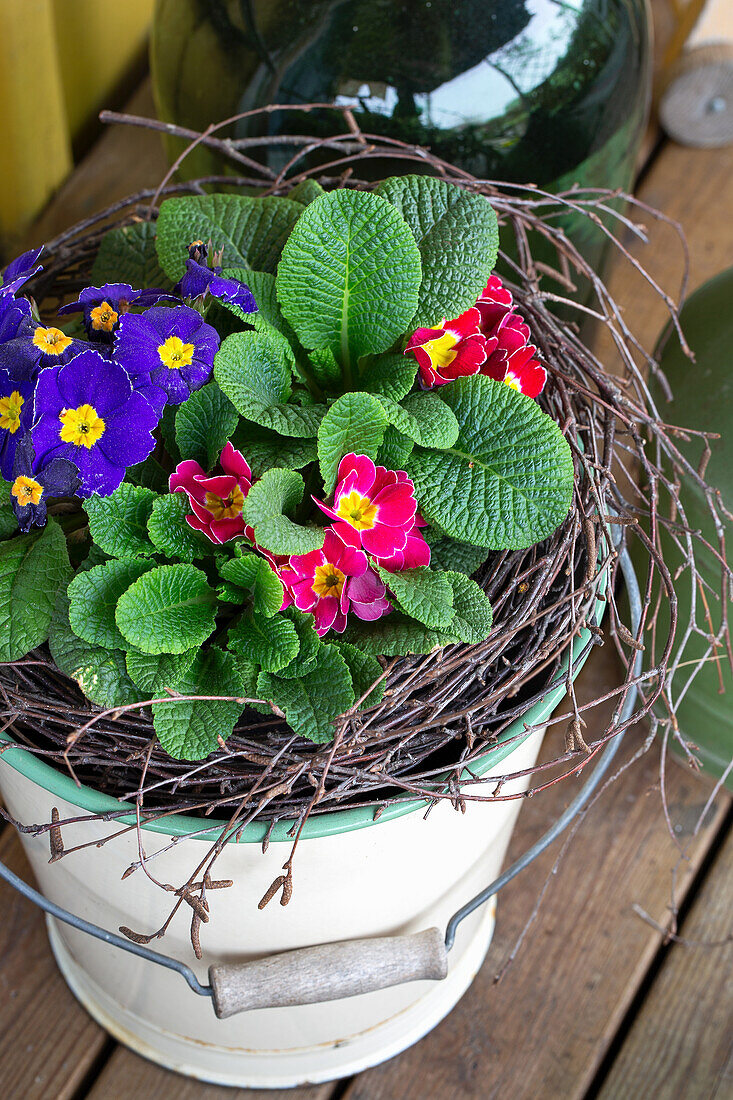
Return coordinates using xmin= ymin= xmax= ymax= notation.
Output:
xmin=597 ymin=827 xmax=733 ymax=1100
xmin=0 ymin=829 xmax=108 ymax=1100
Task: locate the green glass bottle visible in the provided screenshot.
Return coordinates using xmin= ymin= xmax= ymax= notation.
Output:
xmin=152 ymin=0 xmax=651 ymax=271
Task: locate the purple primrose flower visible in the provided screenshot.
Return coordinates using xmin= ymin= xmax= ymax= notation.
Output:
xmin=0 ymin=369 xmax=35 ymax=481
xmin=114 ymin=304 xmax=220 ymax=406
xmin=0 ymin=247 xmax=43 ymax=298
xmin=58 ymin=282 xmax=177 ymax=343
xmin=31 ymin=349 xmax=158 ymax=497
xmin=174 ymin=241 xmax=257 ymax=315
xmin=10 ymin=431 xmax=80 ymax=532
xmin=0 ymin=315 xmax=88 ymax=383
xmin=0 ymin=295 xmax=32 ymax=345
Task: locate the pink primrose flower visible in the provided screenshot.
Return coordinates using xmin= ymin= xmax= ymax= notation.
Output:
xmin=288 ymin=523 xmax=390 ymax=636
xmin=315 ymin=452 xmax=421 ymax=562
xmin=169 ymin=441 xmax=253 ymax=544
xmin=405 ymin=306 xmax=488 ymax=388
xmin=480 ymin=312 xmax=547 ymax=398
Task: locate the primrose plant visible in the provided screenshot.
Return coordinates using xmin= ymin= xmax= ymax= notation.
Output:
xmin=0 ymin=176 xmax=574 ymax=759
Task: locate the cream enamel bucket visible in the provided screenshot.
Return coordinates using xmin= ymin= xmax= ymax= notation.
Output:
xmin=0 ymin=607 xmax=601 ymax=1089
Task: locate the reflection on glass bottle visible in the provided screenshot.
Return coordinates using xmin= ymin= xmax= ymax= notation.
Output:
xmin=152 ymin=0 xmax=651 ymax=274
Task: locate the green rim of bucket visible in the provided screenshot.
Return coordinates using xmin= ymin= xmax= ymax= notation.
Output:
xmin=0 ymin=579 xmax=607 ymax=845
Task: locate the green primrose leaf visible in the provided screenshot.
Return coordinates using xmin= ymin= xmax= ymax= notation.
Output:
xmin=401 ymin=391 xmax=460 ymax=449
xmin=373 ymin=394 xmax=423 ymax=445
xmin=220 ymin=268 xmax=299 ymax=347
xmin=241 ymin=467 xmax=324 ymax=555
xmin=115 ymin=563 xmax=217 ymax=654
xmin=214 ymin=329 xmax=325 ymax=437
xmin=256 ymin=643 xmax=355 ymax=743
xmin=155 ymin=194 xmax=303 ymax=279
xmin=332 ymin=641 xmax=385 ymax=709
xmin=175 ymin=382 xmax=239 ymax=469
xmin=92 ymin=220 xmax=171 ymax=290
xmin=85 ymin=484 xmax=158 ymax=560
xmin=377 ymin=565 xmax=455 ymax=630
xmin=276 ymin=189 xmax=422 ymax=371
xmin=219 ymin=554 xmax=284 ymax=618
xmin=317 ymin=391 xmax=388 ymax=492
xmin=231 ymin=424 xmax=317 ymax=478
xmin=308 ymin=346 xmax=342 ymax=388
xmin=443 ymin=571 xmax=493 ymax=644
xmin=407 ymin=376 xmax=574 ymax=549
xmin=228 ymin=611 xmax=300 ymax=672
xmin=0 ymin=521 xmax=71 ymax=661
xmin=0 ymin=480 xmax=19 ymax=539
xmin=126 ymin=454 xmax=170 ymax=494
xmin=49 ymin=586 xmax=142 ymax=708
xmin=288 ymin=179 xmax=325 ymax=206
xmin=342 ymin=612 xmax=455 ymax=656
xmin=125 ymin=648 xmax=198 ymax=695
xmin=148 ymin=493 xmax=213 ymax=562
xmin=360 ymin=353 xmax=418 ymax=402
xmin=376 ymin=426 xmax=414 ymax=470
xmin=68 ymin=559 xmax=154 ymax=651
xmin=376 ymin=175 xmax=499 ymax=327
xmin=425 ymin=530 xmax=489 ymax=575
xmin=152 ymin=647 xmax=248 ymax=760
xmin=275 ymin=608 xmax=322 ymax=679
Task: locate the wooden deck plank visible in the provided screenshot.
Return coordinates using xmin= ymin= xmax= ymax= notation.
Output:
xmin=337 ymin=645 xmax=730 ymax=1100
xmin=596 ymin=826 xmax=733 ymax=1100
xmin=85 ymin=1044 xmax=338 ymax=1100
xmin=0 ymin=828 xmax=108 ymax=1100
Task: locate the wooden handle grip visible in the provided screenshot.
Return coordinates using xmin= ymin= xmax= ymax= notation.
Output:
xmin=208 ymin=927 xmax=448 ymax=1018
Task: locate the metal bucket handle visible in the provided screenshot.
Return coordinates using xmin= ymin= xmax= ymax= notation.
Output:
xmin=0 ymin=548 xmax=641 ymax=1018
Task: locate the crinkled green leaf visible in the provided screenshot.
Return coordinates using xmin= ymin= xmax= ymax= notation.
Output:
xmin=241 ymin=467 xmax=324 ymax=555
xmin=228 ymin=611 xmax=299 ymax=672
xmin=360 ymin=353 xmax=417 ymax=401
xmin=376 ymin=175 xmax=499 ymax=327
xmin=152 ymin=647 xmax=247 ymax=760
xmin=257 ymin=644 xmax=355 ymax=743
xmin=289 ymin=179 xmax=325 ymax=206
xmin=443 ymin=571 xmax=493 ymax=644
xmin=125 ymin=648 xmax=198 ymax=695
xmin=92 ymin=220 xmax=171 ymax=290
xmin=377 ymin=426 xmax=414 ymax=470
xmin=276 ymin=608 xmax=322 ymax=679
xmin=85 ymin=484 xmax=157 ymax=560
xmin=148 ymin=493 xmax=212 ymax=562
xmin=160 ymin=404 xmax=181 ymax=464
xmin=276 ymin=190 xmax=422 ymax=371
xmin=308 ymin=346 xmax=342 ymax=388
xmin=231 ymin=424 xmax=317 ymax=478
xmin=215 ymin=329 xmax=325 ymax=438
xmin=49 ymin=586 xmax=142 ymax=708
xmin=68 ymin=559 xmax=154 ymax=650
xmin=155 ymin=194 xmax=303 ymax=279
xmin=116 ymin=564 xmax=217 ymax=654
xmin=425 ymin=530 xmax=489 ymax=575
xmin=0 ymin=521 xmax=71 ymax=660
xmin=402 ymin=391 xmax=460 ymax=449
xmin=318 ymin=391 xmax=388 ymax=492
xmin=373 ymin=394 xmax=423 ymax=445
xmin=126 ymin=454 xmax=170 ymax=494
xmin=342 ymin=613 xmax=454 ymax=656
xmin=377 ymin=565 xmax=454 ymax=629
xmin=0 ymin=480 xmax=18 ymax=539
xmin=332 ymin=642 xmax=385 ymax=709
xmin=175 ymin=382 xmax=238 ymax=469
xmin=219 ymin=553 xmax=283 ymax=618
xmin=407 ymin=376 xmax=574 ymax=549
xmin=220 ymin=268 xmax=299 ymax=347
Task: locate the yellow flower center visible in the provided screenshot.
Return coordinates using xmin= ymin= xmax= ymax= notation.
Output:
xmin=420 ymin=329 xmax=459 ymax=370
xmin=11 ymin=475 xmax=43 ymax=506
xmin=89 ymin=301 xmax=118 ymax=332
xmin=0 ymin=390 xmax=24 ymax=434
xmin=32 ymin=326 xmax=72 ymax=356
xmin=158 ymin=335 xmax=195 ymax=370
xmin=59 ymin=404 xmax=106 ymax=449
xmin=335 ymin=489 xmax=378 ymax=531
xmin=504 ymin=373 xmax=522 ymax=392
xmin=312 ymin=563 xmax=346 ymax=599
xmin=204 ymin=485 xmax=245 ymax=521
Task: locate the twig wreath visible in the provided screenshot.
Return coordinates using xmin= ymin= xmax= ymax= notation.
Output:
xmin=0 ymin=107 xmax=729 ymax=953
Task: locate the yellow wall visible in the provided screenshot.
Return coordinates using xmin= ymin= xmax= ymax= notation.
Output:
xmin=0 ymin=0 xmax=153 ymax=252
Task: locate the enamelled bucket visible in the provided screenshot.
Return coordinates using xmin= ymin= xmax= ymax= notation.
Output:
xmin=0 ymin=575 xmax=618 ymax=1090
